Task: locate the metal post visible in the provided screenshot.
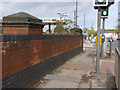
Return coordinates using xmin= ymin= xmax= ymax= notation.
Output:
xmin=49 ymin=23 xmax=51 ymax=34
xmin=83 ymin=13 xmax=85 ymax=41
xmin=96 ymin=8 xmax=101 ymax=74
xmin=74 ymin=11 xmax=76 ymax=28
xmin=76 ymin=0 xmax=78 ymax=28
xmin=84 ymin=13 xmax=85 ymax=30
xmin=109 ymin=41 xmax=112 ymax=57
xmin=101 ymin=18 xmax=105 ymax=58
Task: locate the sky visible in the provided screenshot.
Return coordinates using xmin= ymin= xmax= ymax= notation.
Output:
xmin=0 ymin=0 xmax=119 ymax=32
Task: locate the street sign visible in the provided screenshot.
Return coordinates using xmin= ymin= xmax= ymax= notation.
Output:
xmin=41 ymin=19 xmax=65 ymax=24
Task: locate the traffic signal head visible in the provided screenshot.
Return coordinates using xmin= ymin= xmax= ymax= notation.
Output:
xmin=94 ymin=0 xmax=114 ymax=9
xmin=93 ymin=0 xmax=108 ymax=6
xmin=108 ymin=0 xmax=115 ymax=6
xmin=101 ymin=7 xmax=109 ymax=18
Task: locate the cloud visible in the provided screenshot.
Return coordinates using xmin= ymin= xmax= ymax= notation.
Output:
xmin=1 ymin=0 xmax=93 ymax=3
xmin=2 ymin=2 xmax=76 ymax=17
xmin=1 ymin=0 xmax=120 ymax=3
xmin=1 ymin=1 xmax=118 ymax=30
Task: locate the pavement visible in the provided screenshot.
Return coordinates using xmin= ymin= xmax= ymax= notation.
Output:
xmin=32 ymin=42 xmax=116 ymax=88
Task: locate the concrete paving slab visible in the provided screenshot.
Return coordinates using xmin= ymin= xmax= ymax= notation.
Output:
xmin=78 ymin=82 xmax=90 ymax=88
xmin=90 ymin=73 xmax=116 ymax=88
xmin=60 ymin=63 xmax=95 ymax=72
xmin=58 ymin=69 xmax=86 ymax=77
xmin=36 ymin=80 xmax=78 ymax=88
xmin=33 ymin=43 xmax=116 ymax=88
xmin=44 ymin=74 xmax=81 ymax=83
xmin=100 ymin=60 xmax=115 ymax=75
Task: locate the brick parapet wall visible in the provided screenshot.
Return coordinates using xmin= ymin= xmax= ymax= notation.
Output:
xmin=1 ymin=35 xmax=83 ymax=78
xmin=2 ymin=27 xmax=43 ymax=34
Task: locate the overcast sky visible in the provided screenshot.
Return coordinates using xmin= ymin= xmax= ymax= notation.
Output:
xmin=0 ymin=0 xmax=119 ymax=32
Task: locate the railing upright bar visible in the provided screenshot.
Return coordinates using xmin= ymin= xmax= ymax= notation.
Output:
xmin=115 ymin=48 xmax=120 ymax=89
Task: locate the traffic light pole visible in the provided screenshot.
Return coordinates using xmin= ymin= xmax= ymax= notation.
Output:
xmin=101 ymin=18 xmax=105 ymax=58
xmin=96 ymin=8 xmax=101 ymax=74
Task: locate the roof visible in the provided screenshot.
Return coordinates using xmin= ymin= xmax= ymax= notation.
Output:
xmin=3 ymin=12 xmax=42 ymax=24
xmin=4 ymin=12 xmax=39 ymax=19
xmin=104 ymin=31 xmax=116 ymax=33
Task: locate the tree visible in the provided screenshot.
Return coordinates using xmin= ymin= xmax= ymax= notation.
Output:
xmin=91 ymin=27 xmax=97 ymax=37
xmin=104 ymin=29 xmax=119 ymax=34
xmin=54 ymin=13 xmax=67 ymax=34
xmin=83 ymin=28 xmax=89 ymax=33
xmin=65 ymin=18 xmax=74 ymax=33
xmin=54 ymin=22 xmax=66 ymax=34
xmin=54 ymin=13 xmax=75 ymax=34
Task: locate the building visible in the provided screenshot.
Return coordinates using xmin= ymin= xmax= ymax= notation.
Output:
xmin=2 ymin=12 xmax=44 ymax=34
xmin=104 ymin=31 xmax=118 ymax=40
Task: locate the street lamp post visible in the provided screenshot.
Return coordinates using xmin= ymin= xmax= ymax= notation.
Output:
xmin=76 ymin=0 xmax=78 ymax=28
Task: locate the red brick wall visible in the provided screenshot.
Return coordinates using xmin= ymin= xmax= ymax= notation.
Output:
xmin=3 ymin=27 xmax=28 ymax=34
xmin=29 ymin=28 xmax=43 ymax=34
xmin=2 ymin=27 xmax=43 ymax=34
xmin=2 ymin=37 xmax=83 ymax=78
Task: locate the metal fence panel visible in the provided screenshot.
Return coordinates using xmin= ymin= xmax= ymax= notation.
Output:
xmin=115 ymin=48 xmax=120 ymax=89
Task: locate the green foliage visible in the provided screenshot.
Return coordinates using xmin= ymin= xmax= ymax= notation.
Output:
xmin=83 ymin=28 xmax=89 ymax=33
xmin=89 ymin=30 xmax=91 ymax=36
xmin=54 ymin=13 xmax=75 ymax=34
xmin=54 ymin=22 xmax=66 ymax=34
xmin=70 ymin=29 xmax=76 ymax=34
xmin=91 ymin=27 xmax=97 ymax=37
xmin=115 ymin=29 xmax=119 ymax=34
xmin=45 ymin=29 xmax=52 ymax=34
xmin=43 ymin=32 xmax=47 ymax=35
xmin=83 ymin=27 xmax=97 ymax=37
xmin=104 ymin=29 xmax=119 ymax=34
